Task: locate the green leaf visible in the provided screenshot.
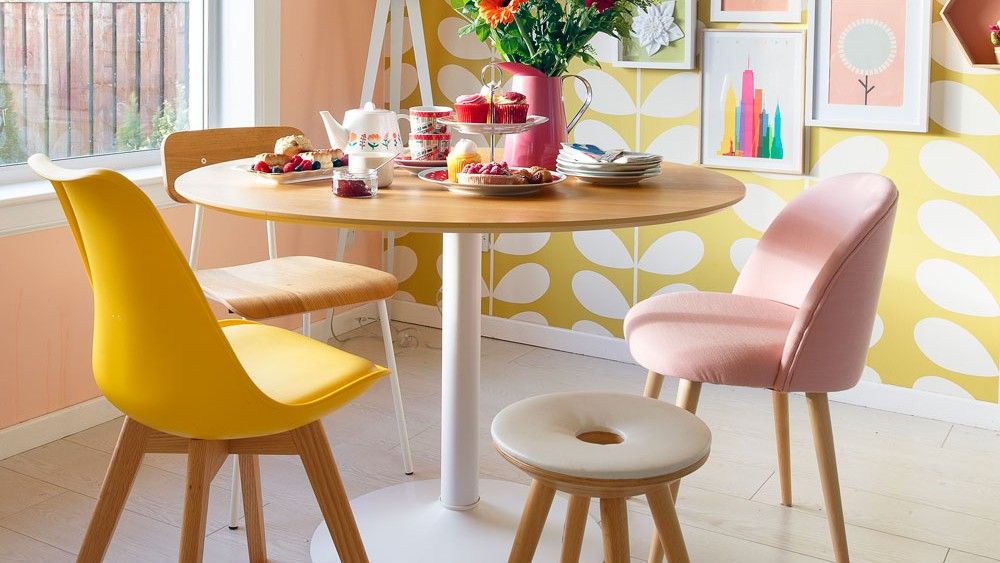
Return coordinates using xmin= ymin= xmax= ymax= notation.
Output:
xmin=449 ymin=0 xmax=468 ymax=9
xmin=457 ymin=22 xmax=475 ymax=36
xmin=475 ymin=20 xmax=490 ymax=42
xmin=579 ymin=51 xmax=599 ymax=67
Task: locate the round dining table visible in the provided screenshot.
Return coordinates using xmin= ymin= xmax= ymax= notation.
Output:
xmin=176 ymin=160 xmax=745 ymax=562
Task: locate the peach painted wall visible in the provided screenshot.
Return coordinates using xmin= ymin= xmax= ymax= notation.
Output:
xmin=0 ymin=0 xmax=382 ymax=429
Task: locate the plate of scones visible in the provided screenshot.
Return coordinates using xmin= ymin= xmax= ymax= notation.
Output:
xmin=240 ymin=134 xmax=348 ymax=184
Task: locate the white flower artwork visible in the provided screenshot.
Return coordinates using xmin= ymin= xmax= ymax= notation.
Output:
xmin=631 ymin=1 xmax=685 ymax=56
xmin=837 ymin=18 xmax=897 ymax=105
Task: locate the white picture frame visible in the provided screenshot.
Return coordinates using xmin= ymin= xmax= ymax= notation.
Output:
xmin=710 ymin=0 xmax=803 ymax=23
xmin=700 ymin=29 xmax=806 ymax=175
xmin=615 ymin=0 xmax=698 ymax=70
xmin=805 ymin=0 xmax=931 ymax=132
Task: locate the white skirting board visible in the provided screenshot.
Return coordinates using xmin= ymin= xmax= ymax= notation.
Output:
xmin=388 ymin=299 xmax=1000 ymax=431
xmin=0 ymin=304 xmax=379 ymax=461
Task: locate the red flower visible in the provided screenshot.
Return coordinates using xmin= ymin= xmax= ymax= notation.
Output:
xmin=586 ymin=0 xmax=615 ymax=12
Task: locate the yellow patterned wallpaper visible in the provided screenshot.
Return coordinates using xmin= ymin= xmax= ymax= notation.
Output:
xmin=390 ymin=0 xmax=999 ymax=404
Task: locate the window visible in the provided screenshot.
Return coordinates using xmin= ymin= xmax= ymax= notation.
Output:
xmin=0 ymin=0 xmax=203 ymax=175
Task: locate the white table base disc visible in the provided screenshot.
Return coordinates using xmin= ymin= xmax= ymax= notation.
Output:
xmin=310 ymin=479 xmax=604 ymax=562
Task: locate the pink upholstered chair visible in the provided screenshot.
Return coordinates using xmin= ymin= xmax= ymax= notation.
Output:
xmin=625 ymin=174 xmax=898 ymax=563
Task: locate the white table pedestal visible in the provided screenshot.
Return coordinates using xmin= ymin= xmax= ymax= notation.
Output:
xmin=310 ymin=233 xmax=602 ymax=561
xmin=309 ymin=479 xmax=603 ymax=562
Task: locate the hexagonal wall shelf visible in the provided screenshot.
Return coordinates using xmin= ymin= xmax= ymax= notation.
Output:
xmin=941 ymin=0 xmax=1000 ymax=70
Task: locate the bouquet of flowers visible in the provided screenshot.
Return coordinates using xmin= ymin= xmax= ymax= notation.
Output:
xmin=449 ymin=0 xmax=656 ymax=76
xmin=990 ymin=21 xmax=1000 ymax=47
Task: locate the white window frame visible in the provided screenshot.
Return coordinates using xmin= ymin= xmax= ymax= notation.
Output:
xmin=0 ymin=0 xmax=281 ymax=237
xmin=0 ymin=0 xmax=209 ymax=187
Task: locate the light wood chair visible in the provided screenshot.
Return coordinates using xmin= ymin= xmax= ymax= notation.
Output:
xmin=29 ymin=155 xmax=377 ymax=562
xmin=626 ymin=174 xmax=899 ymax=563
xmin=492 ymin=392 xmax=712 ymax=563
xmin=162 ymin=127 xmax=414 ymax=530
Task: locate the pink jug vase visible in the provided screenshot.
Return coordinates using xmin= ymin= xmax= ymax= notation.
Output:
xmin=495 ymin=62 xmax=592 ymax=170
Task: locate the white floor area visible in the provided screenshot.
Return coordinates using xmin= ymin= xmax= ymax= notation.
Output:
xmin=0 ymin=323 xmax=998 ymax=562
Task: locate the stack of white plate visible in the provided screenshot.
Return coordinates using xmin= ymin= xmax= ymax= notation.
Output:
xmin=556 ymin=151 xmax=663 ymax=186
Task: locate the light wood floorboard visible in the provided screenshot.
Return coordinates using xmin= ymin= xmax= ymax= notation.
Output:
xmin=0 ymin=323 xmax=996 ymax=562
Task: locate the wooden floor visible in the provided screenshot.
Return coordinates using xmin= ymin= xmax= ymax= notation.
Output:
xmin=1 ymin=323 xmax=998 ymax=562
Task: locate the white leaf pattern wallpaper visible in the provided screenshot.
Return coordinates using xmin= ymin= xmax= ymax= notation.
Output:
xmin=389 ymin=0 xmax=999 ymax=405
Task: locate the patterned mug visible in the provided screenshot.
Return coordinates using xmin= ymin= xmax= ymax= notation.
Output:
xmin=403 ymin=106 xmax=452 ymax=135
xmin=409 ymin=134 xmax=451 ymax=161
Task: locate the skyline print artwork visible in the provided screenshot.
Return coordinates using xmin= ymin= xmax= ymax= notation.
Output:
xmin=702 ymin=30 xmax=805 ymax=174
xmin=717 ymin=61 xmax=785 ymax=160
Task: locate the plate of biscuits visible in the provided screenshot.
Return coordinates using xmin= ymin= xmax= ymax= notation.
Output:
xmin=240 ymin=134 xmax=348 ymax=184
xmin=418 ymin=162 xmax=563 ymax=196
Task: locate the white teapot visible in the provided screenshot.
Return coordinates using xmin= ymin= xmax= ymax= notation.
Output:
xmin=320 ymin=102 xmax=405 ymax=155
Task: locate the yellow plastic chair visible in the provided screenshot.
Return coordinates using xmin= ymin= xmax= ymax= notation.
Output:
xmin=28 ymin=154 xmax=378 ymax=563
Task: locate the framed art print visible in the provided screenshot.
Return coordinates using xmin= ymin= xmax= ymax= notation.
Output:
xmin=710 ymin=0 xmax=803 ymax=23
xmin=806 ymin=0 xmax=931 ymax=132
xmin=616 ymin=0 xmax=697 ymax=69
xmin=701 ymin=30 xmax=806 ymax=174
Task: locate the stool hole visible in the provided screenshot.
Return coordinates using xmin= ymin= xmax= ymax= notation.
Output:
xmin=576 ymin=430 xmax=624 ymax=445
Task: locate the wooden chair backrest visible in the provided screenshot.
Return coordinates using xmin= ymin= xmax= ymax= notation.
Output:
xmin=161 ymin=126 xmax=304 ymax=204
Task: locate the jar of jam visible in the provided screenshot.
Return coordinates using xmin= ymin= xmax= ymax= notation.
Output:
xmin=333 ymin=170 xmax=378 ymax=198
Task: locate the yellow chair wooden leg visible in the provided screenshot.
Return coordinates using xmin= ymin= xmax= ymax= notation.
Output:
xmin=509 ymin=479 xmax=557 ymax=563
xmin=77 ymin=418 xmax=149 ymax=563
xmin=239 ymin=454 xmax=267 ymax=563
xmin=807 ymin=393 xmax=850 ymax=563
xmin=180 ymin=440 xmax=228 ymax=562
xmin=773 ymin=390 xmax=792 ymax=506
xmin=293 ymin=422 xmax=369 ymax=563
xmin=560 ymin=495 xmax=590 ymax=563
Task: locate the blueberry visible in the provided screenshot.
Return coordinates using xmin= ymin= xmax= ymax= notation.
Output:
xmin=311 ymin=160 xmax=322 ymax=170
xmin=333 ymin=158 xmax=343 ymax=167
xmin=270 ymin=166 xmax=281 ymax=173
xmin=249 ymin=164 xmax=256 ymax=171
xmin=294 ymin=165 xmax=304 ymax=172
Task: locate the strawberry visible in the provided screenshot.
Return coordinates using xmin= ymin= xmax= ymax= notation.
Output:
xmin=282 ymin=161 xmax=296 ymax=173
xmin=300 ymin=160 xmax=313 ymax=171
xmin=254 ymin=161 xmax=270 ymax=173
xmin=291 ymin=154 xmax=303 ymax=165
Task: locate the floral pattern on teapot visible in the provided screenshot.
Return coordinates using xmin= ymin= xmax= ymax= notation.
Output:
xmin=348 ymin=131 xmax=402 ymax=152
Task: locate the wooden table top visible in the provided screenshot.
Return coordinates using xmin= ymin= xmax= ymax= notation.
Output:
xmin=174 ymin=160 xmax=745 ymax=233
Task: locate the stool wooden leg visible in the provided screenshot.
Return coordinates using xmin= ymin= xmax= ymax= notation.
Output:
xmin=646 ymin=485 xmax=690 ymax=563
xmin=599 ymin=498 xmax=630 ymax=563
xmin=292 ymin=422 xmax=369 ymax=563
xmin=807 ymin=393 xmax=850 ymax=563
xmin=643 ymin=370 xmax=665 ymax=399
xmin=560 ymin=495 xmax=590 ymax=563
xmin=180 ymin=439 xmax=228 ymax=562
xmin=509 ymin=479 xmax=556 ymax=563
xmin=647 ymin=524 xmax=665 ymax=563
xmin=669 ymin=380 xmax=702 ymax=499
xmin=239 ymin=454 xmax=267 ymax=563
xmin=78 ymin=418 xmax=149 ymax=563
xmin=773 ymin=390 xmax=792 ymax=506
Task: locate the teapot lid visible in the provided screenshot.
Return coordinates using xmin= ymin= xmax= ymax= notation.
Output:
xmin=353 ymin=101 xmax=394 ymax=115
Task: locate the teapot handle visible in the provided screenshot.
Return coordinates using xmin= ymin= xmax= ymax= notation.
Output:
xmin=561 ymin=74 xmax=592 ymax=135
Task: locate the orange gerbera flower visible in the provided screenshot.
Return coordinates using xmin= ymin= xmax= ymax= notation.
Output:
xmin=479 ymin=0 xmax=526 ymax=28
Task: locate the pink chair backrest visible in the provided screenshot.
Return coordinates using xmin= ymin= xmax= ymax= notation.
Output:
xmin=733 ymin=174 xmax=898 ymax=393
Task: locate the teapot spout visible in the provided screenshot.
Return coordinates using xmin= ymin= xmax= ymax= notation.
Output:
xmin=319 ymin=110 xmax=349 ymax=150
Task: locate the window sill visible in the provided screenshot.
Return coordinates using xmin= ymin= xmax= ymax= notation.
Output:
xmin=0 ymin=165 xmax=179 ymax=238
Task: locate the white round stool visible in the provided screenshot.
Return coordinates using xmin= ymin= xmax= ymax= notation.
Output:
xmin=492 ymin=392 xmax=712 ymax=563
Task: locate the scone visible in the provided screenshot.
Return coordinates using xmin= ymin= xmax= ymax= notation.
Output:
xmin=254 ymin=152 xmax=292 ymax=167
xmin=274 ymin=135 xmax=313 ymax=157
xmin=299 ymin=148 xmax=343 ymax=169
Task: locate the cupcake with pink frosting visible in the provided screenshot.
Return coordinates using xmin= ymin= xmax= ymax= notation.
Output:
xmin=454 ymin=93 xmax=490 ymax=123
xmin=494 ymin=91 xmax=529 ymax=123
